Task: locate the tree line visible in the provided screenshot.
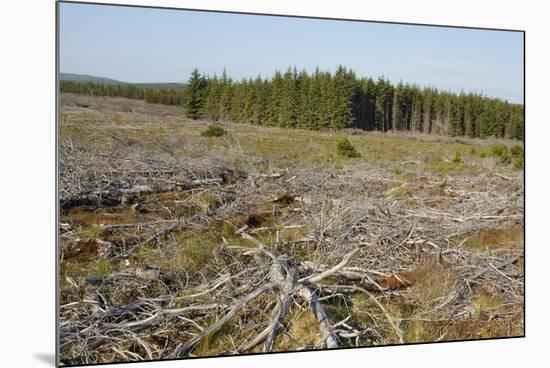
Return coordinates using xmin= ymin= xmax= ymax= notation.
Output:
xmin=60 ymin=81 xmax=184 ymax=106
xmin=60 ymin=66 xmax=524 ymax=140
xmin=185 ymin=67 xmax=523 ymax=140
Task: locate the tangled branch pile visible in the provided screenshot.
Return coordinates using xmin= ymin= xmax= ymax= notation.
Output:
xmin=58 ymin=94 xmax=523 ymax=365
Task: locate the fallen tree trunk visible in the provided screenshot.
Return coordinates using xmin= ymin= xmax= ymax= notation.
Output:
xmin=298 ymin=285 xmax=339 ymax=348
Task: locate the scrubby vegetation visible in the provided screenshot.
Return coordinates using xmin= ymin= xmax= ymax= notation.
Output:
xmin=200 ymin=124 xmax=227 ymax=137
xmin=489 ymin=143 xmax=524 ymax=169
xmin=491 ymin=144 xmax=512 ymax=164
xmin=336 ymin=138 xmax=361 ymax=158
xmin=452 ymin=150 xmax=462 ymax=164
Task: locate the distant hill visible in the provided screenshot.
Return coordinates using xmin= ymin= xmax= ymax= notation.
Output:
xmin=60 ymin=73 xmax=124 ymax=84
xmin=60 ymin=73 xmax=186 ymax=89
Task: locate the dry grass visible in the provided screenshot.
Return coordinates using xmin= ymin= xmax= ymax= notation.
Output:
xmin=463 ymin=224 xmax=524 ymax=252
xmin=275 ymin=309 xmax=320 ymax=351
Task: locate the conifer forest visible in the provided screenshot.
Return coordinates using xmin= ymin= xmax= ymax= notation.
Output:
xmin=61 ymin=66 xmax=524 ymax=140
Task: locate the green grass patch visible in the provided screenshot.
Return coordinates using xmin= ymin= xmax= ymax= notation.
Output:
xmin=426 ymin=159 xmax=463 ymax=175
xmin=452 ymin=150 xmax=462 ymax=164
xmin=220 ymin=222 xmax=236 ymax=238
xmin=178 ymin=237 xmax=216 ymax=273
xmin=194 ymin=324 xmax=235 ymax=356
xmin=75 ymin=224 xmax=101 ymax=238
xmin=91 ymin=259 xmax=115 ymax=276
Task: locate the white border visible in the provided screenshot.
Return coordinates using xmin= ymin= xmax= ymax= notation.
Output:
xmin=2 ymin=1 xmax=546 ymax=367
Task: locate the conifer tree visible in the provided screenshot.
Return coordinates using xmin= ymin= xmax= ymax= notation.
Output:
xmin=184 ymin=68 xmax=207 ymax=120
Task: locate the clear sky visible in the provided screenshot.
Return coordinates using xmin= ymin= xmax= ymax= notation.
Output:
xmin=59 ymin=2 xmax=524 ymax=103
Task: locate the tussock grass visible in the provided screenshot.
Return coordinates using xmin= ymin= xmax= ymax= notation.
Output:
xmin=194 ymin=324 xmax=235 ymax=356
xmin=275 ymin=308 xmax=319 ymax=351
xmin=75 ymin=224 xmax=101 ymax=239
xmin=463 ymin=224 xmax=524 ymax=252
xmin=220 ymin=222 xmax=236 ymax=238
xmin=92 ymin=259 xmax=115 ymax=276
xmin=175 ymin=234 xmax=218 ymax=273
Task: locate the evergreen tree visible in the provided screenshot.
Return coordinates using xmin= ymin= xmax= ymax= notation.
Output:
xmin=184 ymin=68 xmax=207 ymax=120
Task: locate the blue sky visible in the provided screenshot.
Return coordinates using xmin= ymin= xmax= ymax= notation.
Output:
xmin=59 ymin=2 xmax=524 ymax=103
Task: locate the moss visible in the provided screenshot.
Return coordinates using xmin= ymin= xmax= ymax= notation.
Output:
xmin=390 ymin=265 xmax=458 ymax=343
xmin=193 ymin=324 xmax=235 ymax=356
xmin=438 ymin=169 xmax=448 ymax=182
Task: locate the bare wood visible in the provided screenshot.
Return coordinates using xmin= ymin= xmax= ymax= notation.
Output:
xmin=263 ymin=293 xmax=293 ymax=352
xmin=298 ymin=286 xmax=339 ymax=348
xmin=299 ymin=246 xmax=363 ymax=284
xmin=467 ymin=253 xmax=523 ymax=284
xmin=169 ymin=281 xmax=278 ymax=358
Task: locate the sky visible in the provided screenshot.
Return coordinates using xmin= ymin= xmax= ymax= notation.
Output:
xmin=59 ymin=2 xmax=524 ymax=103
